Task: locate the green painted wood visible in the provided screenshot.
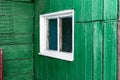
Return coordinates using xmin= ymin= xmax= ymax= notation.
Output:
xmin=37 ymin=56 xmax=68 ymax=80
xmin=13 ymin=16 xmax=33 ymax=34
xmin=75 ymin=23 xmax=85 ymax=80
xmin=0 ymin=44 xmax=33 ymax=60
xmin=50 ymin=0 xmax=73 ymax=12
xmin=104 ymin=21 xmax=117 ymax=80
xmin=0 ymin=16 xmax=33 ymax=34
xmin=0 ymin=2 xmax=34 ymax=16
xmin=0 ymin=34 xmax=32 ymax=44
xmin=50 ymin=0 xmax=62 ymax=12
xmin=4 ymin=73 xmax=33 ymax=80
xmin=92 ymin=0 xmax=103 ymax=20
xmin=36 ymin=45 xmax=76 ymax=80
xmin=65 ymin=62 xmax=75 ymax=80
xmin=74 ymin=0 xmax=92 ymax=22
xmin=4 ymin=59 xmax=33 ymax=76
xmin=37 ymin=0 xmax=50 ymax=14
xmin=11 ymin=0 xmax=32 ymax=2
xmin=2 ymin=0 xmax=32 ymax=2
xmin=34 ymin=25 xmax=39 ymax=80
xmin=104 ymin=0 xmax=117 ymax=20
xmin=93 ymin=22 xmax=103 ymax=80
xmin=85 ymin=23 xmax=93 ymax=80
xmin=35 ymin=0 xmax=118 ymax=80
xmin=0 ymin=1 xmax=34 ymax=80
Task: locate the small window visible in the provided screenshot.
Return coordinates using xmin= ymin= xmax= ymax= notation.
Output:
xmin=40 ymin=10 xmax=74 ymax=61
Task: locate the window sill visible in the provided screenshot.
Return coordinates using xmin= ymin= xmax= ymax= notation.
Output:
xmin=39 ymin=50 xmax=74 ymax=62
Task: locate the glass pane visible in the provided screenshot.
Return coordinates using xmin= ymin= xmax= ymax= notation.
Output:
xmin=48 ymin=19 xmax=58 ymax=50
xmin=61 ymin=17 xmax=72 ymax=52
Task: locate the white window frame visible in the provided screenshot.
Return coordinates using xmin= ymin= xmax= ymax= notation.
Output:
xmin=39 ymin=10 xmax=74 ymax=61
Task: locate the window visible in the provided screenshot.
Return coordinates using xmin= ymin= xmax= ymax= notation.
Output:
xmin=39 ymin=10 xmax=74 ymax=61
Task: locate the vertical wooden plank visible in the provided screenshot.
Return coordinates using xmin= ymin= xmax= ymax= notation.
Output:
xmin=0 ymin=49 xmax=3 ymax=80
xmin=84 ymin=23 xmax=93 ymax=80
xmin=36 ymin=56 xmax=44 ymax=80
xmin=104 ymin=0 xmax=117 ymax=20
xmin=93 ymin=22 xmax=103 ymax=80
xmin=61 ymin=0 xmax=73 ymax=10
xmin=118 ymin=22 xmax=120 ymax=80
xmin=74 ymin=0 xmax=81 ymax=22
xmin=104 ymin=21 xmax=117 ymax=80
xmin=38 ymin=0 xmax=50 ymax=14
xmin=66 ymin=62 xmax=76 ymax=80
xmin=50 ymin=0 xmax=61 ymax=12
xmin=92 ymin=0 xmax=103 ymax=20
xmin=74 ymin=0 xmax=92 ymax=22
xmin=75 ymin=23 xmax=85 ymax=80
xmin=50 ymin=0 xmax=73 ymax=12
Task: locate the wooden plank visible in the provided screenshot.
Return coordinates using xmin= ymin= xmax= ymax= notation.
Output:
xmin=0 ymin=34 xmax=32 ymax=45
xmin=4 ymin=59 xmax=33 ymax=76
xmin=93 ymin=22 xmax=103 ymax=80
xmin=4 ymin=73 xmax=33 ymax=80
xmin=104 ymin=21 xmax=117 ymax=80
xmin=0 ymin=16 xmax=33 ymax=34
xmin=118 ymin=22 xmax=120 ymax=80
xmin=37 ymin=0 xmax=50 ymax=14
xmin=10 ymin=0 xmax=32 ymax=2
xmin=0 ymin=1 xmax=34 ymax=80
xmin=92 ymin=0 xmax=103 ymax=20
xmin=50 ymin=0 xmax=73 ymax=12
xmin=50 ymin=0 xmax=62 ymax=12
xmin=104 ymin=0 xmax=117 ymax=20
xmin=73 ymin=0 xmax=81 ymax=22
xmin=0 ymin=2 xmax=34 ymax=16
xmin=66 ymin=62 xmax=75 ymax=80
xmin=0 ymin=49 xmax=3 ymax=80
xmin=74 ymin=0 xmax=92 ymax=22
xmin=84 ymin=23 xmax=93 ymax=80
xmin=0 ymin=44 xmax=33 ymax=60
xmin=75 ymin=23 xmax=85 ymax=80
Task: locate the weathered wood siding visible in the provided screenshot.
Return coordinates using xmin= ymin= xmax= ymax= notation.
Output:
xmin=0 ymin=1 xmax=34 ymax=80
xmin=35 ymin=0 xmax=118 ymax=80
xmin=118 ymin=22 xmax=120 ymax=80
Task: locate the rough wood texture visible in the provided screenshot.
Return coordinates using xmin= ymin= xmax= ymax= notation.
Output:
xmin=104 ymin=21 xmax=117 ymax=80
xmin=0 ymin=49 xmax=3 ymax=80
xmin=35 ymin=0 xmax=118 ymax=80
xmin=0 ymin=1 xmax=34 ymax=80
xmin=118 ymin=22 xmax=120 ymax=80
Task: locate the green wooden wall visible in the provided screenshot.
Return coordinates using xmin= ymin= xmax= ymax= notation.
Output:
xmin=35 ymin=0 xmax=118 ymax=80
xmin=0 ymin=1 xmax=34 ymax=80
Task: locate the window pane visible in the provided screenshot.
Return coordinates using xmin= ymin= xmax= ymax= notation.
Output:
xmin=48 ymin=19 xmax=58 ymax=50
xmin=61 ymin=17 xmax=72 ymax=52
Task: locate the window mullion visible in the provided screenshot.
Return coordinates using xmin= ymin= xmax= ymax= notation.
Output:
xmin=46 ymin=19 xmax=49 ymax=50
xmin=59 ymin=18 xmax=62 ymax=52
xmin=57 ymin=18 xmax=60 ymax=52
